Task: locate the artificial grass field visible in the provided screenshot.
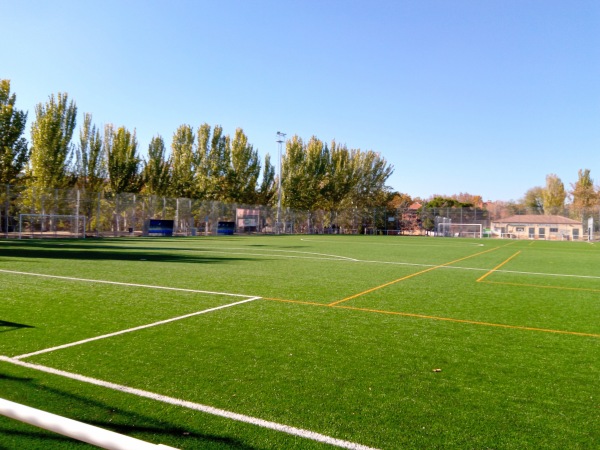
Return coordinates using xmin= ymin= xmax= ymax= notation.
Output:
xmin=0 ymin=235 xmax=598 ymax=449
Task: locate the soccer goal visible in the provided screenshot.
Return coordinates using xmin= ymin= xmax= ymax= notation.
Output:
xmin=437 ymin=222 xmax=483 ymax=239
xmin=19 ymin=214 xmax=86 ymax=239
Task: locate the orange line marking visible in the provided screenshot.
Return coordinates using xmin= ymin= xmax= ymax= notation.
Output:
xmin=481 ymin=280 xmax=600 ymax=293
xmin=476 ymin=251 xmax=521 ymax=282
xmin=328 ymin=246 xmax=502 ymax=306
xmin=261 ymin=297 xmax=325 ymax=306
xmin=263 ymin=297 xmax=599 ymax=338
xmin=335 ymin=305 xmax=600 ymax=338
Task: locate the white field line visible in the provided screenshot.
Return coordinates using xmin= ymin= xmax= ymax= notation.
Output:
xmin=203 ymin=243 xmax=600 ymax=280
xmin=0 ymin=357 xmax=378 ymax=450
xmin=182 ymin=246 xmax=359 ymax=261
xmin=14 ymin=297 xmax=261 ymax=360
xmin=0 ymin=269 xmax=253 ymax=297
xmin=356 ymin=261 xmax=600 ymax=280
xmin=300 ymin=237 xmax=483 ymax=248
xmin=484 ymin=268 xmax=600 ymax=280
xmin=3 ymin=255 xmax=599 ymax=287
xmin=194 ymin=249 xmax=600 ymax=281
xmin=2 ymin=252 xmax=599 ymax=289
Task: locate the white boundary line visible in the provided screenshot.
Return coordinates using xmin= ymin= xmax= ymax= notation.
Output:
xmin=0 ymin=357 xmax=378 ymax=450
xmin=3 ymin=258 xmax=600 ymax=289
xmin=165 ymin=245 xmax=600 ymax=280
xmin=0 ymin=269 xmax=253 ymax=297
xmin=300 ymin=237 xmax=482 ymax=248
xmin=358 ymin=261 xmax=600 ymax=280
xmin=181 ymin=246 xmax=359 ymax=262
xmin=13 ymin=297 xmax=261 ymax=360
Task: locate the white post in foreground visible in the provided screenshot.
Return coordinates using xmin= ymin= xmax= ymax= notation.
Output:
xmin=0 ymin=397 xmax=178 ymax=450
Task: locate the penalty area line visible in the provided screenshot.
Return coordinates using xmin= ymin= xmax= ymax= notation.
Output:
xmin=14 ymin=297 xmax=261 ymax=360
xmin=0 ymin=269 xmax=252 ymax=298
xmin=0 ymin=357 xmax=378 ymax=450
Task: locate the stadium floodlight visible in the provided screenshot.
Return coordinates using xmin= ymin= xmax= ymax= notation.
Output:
xmin=276 ymin=131 xmax=286 ymax=234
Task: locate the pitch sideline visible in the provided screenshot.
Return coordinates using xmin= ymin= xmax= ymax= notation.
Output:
xmin=0 ymin=356 xmax=378 ymax=450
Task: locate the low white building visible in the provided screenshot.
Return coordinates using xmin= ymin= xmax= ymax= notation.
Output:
xmin=491 ymin=214 xmax=583 ymax=240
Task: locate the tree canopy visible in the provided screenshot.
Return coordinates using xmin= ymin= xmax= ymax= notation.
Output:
xmin=142 ymin=135 xmax=170 ymax=196
xmin=0 ymin=79 xmax=29 ymax=185
xmin=570 ymin=169 xmax=597 ymax=210
xmin=6 ymin=82 xmax=599 ymax=218
xmin=542 ymin=174 xmax=566 ymax=214
xmin=105 ymin=125 xmax=141 ymax=194
xmin=28 ymin=92 xmax=77 ymax=189
xmin=75 ymin=113 xmax=105 ymax=193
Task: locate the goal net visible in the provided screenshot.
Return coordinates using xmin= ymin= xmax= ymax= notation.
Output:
xmin=19 ymin=214 xmax=86 ymax=239
xmin=437 ymin=222 xmax=482 ymax=239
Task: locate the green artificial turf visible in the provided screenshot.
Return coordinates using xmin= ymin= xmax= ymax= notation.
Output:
xmin=0 ymin=235 xmax=598 ymax=449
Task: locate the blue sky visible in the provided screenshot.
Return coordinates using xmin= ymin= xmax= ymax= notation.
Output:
xmin=2 ymin=0 xmax=599 ymax=201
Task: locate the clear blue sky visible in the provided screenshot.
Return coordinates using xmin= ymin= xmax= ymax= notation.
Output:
xmin=2 ymin=0 xmax=599 ymax=201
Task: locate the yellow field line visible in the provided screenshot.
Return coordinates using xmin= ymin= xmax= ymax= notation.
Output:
xmin=263 ymin=297 xmax=600 ymax=338
xmin=261 ymin=297 xmax=325 ymax=307
xmin=335 ymin=305 xmax=600 ymax=338
xmin=328 ymin=246 xmax=502 ymax=306
xmin=481 ymin=280 xmax=600 ymax=293
xmin=476 ymin=251 xmax=521 ymax=282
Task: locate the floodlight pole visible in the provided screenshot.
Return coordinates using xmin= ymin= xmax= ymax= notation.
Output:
xmin=276 ymin=131 xmax=286 ymax=234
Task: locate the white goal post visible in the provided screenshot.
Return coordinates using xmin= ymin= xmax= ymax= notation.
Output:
xmin=0 ymin=397 xmax=177 ymax=449
xmin=19 ymin=214 xmax=86 ymax=239
xmin=437 ymin=222 xmax=483 ymax=239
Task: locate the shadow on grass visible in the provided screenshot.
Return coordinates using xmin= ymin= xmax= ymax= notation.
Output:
xmin=0 ymin=320 xmax=35 ymax=333
xmin=0 ymin=371 xmax=258 ymax=449
xmin=0 ymin=240 xmax=258 ymax=265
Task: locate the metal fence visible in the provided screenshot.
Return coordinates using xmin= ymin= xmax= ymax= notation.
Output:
xmin=1 ymin=184 xmax=599 ymax=239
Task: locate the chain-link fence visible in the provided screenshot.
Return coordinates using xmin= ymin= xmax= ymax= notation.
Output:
xmin=1 ymin=184 xmax=599 ymax=239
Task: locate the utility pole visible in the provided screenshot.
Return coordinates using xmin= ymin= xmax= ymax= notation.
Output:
xmin=276 ymin=131 xmax=286 ymax=234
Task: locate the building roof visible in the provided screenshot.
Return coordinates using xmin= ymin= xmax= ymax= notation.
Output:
xmin=492 ymin=214 xmax=581 ymax=225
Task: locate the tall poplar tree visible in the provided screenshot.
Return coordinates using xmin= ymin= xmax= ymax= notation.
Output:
xmin=75 ymin=113 xmax=105 ymax=193
xmin=542 ymin=173 xmax=566 ymax=214
xmin=281 ymin=135 xmax=328 ymax=211
xmin=209 ymin=125 xmax=230 ymax=200
xmin=28 ymin=92 xmax=77 ymax=189
xmin=257 ymin=153 xmax=276 ymax=205
xmin=351 ymin=150 xmax=394 ymax=209
xmin=170 ymin=124 xmax=196 ymax=198
xmin=570 ymin=169 xmax=597 ymax=211
xmin=321 ymin=141 xmax=358 ymax=219
xmin=226 ymin=128 xmax=260 ymax=204
xmin=142 ymin=135 xmax=170 ymax=196
xmin=281 ymin=135 xmax=305 ymax=209
xmin=0 ymin=79 xmax=29 ymax=185
xmin=302 ymin=136 xmax=328 ymax=209
xmin=195 ymin=123 xmax=211 ymax=199
xmin=105 ymin=125 xmax=141 ymax=194
xmin=196 ymin=124 xmax=230 ymax=201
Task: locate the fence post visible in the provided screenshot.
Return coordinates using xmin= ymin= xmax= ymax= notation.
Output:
xmin=4 ymin=184 xmax=9 ymax=238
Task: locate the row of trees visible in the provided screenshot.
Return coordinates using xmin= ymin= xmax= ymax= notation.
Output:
xmin=0 ymin=80 xmax=394 ymax=211
xmin=386 ymin=174 xmax=598 ymax=219
xmin=387 ymin=169 xmax=598 ymax=226
xmin=520 ymin=171 xmax=598 ymax=214
xmin=3 ymin=78 xmax=596 ymax=219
